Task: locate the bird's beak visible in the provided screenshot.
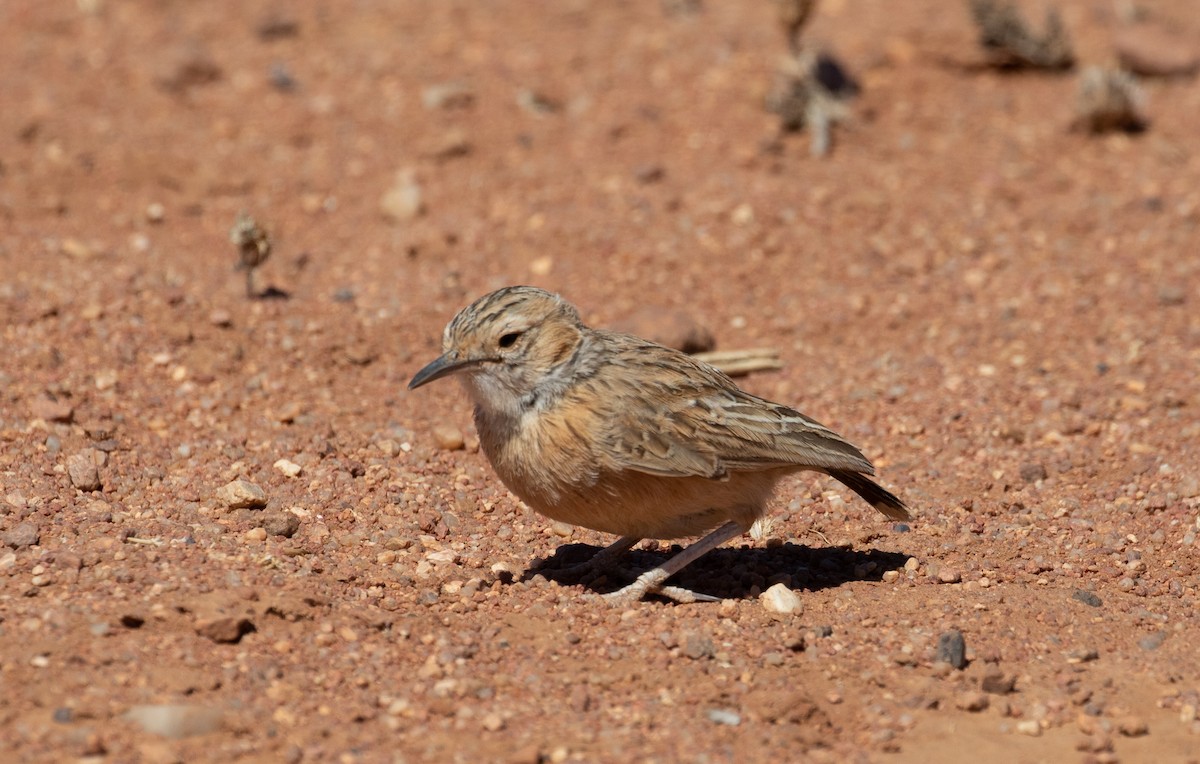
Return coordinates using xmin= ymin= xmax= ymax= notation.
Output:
xmin=408 ymin=354 xmax=479 ymax=390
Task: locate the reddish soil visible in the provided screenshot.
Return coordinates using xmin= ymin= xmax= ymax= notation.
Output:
xmin=2 ymin=1 xmax=1199 ymax=762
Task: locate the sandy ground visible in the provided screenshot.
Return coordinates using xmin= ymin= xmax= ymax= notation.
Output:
xmin=2 ymin=1 xmax=1199 ymax=761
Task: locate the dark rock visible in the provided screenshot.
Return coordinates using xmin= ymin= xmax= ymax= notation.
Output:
xmin=1019 ymin=463 xmax=1048 ymax=483
xmin=936 ymin=629 xmax=968 ymax=669
xmin=4 ymin=522 xmax=40 ymax=549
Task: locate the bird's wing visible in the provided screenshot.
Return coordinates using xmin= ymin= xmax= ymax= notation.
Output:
xmin=598 ymin=350 xmax=874 ymax=479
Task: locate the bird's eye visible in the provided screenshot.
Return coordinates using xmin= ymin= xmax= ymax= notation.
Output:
xmin=498 ymin=332 xmax=522 ymax=349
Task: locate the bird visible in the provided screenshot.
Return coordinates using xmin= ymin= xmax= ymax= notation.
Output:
xmin=408 ymin=286 xmax=910 ymax=605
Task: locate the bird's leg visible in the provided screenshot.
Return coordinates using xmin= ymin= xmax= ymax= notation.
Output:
xmin=602 ymin=520 xmax=746 ymax=605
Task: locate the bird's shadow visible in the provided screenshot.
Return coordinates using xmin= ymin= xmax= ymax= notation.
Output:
xmin=520 ymin=540 xmax=909 ymax=602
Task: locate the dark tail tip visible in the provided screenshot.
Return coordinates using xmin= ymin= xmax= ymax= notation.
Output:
xmin=828 ymin=469 xmax=911 ymax=521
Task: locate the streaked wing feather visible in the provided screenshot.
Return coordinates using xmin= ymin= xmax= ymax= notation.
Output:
xmin=601 ymin=350 xmax=873 ymax=478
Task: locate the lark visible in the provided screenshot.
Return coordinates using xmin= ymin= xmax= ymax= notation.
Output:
xmin=409 ymin=286 xmax=910 ymax=605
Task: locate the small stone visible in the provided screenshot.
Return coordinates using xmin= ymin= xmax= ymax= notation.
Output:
xmin=1076 ymin=732 xmax=1114 ymax=753
xmin=243 ymin=527 xmax=267 ymax=542
xmin=936 ymin=629 xmax=968 ymax=669
xmin=937 ymin=568 xmax=962 ymax=584
xmin=681 ymin=631 xmax=715 ymax=660
xmin=195 ymin=617 xmax=254 ymax=644
xmin=273 ymin=459 xmax=303 ymax=478
xmin=481 ymin=712 xmax=505 ymax=732
xmin=67 ymin=451 xmax=103 ymax=491
xmin=1115 ymin=25 xmax=1200 ymax=77
xmin=124 ymin=705 xmax=224 ymax=739
xmin=1138 ymin=631 xmax=1166 ymax=651
xmin=529 ymin=256 xmax=553 ymax=276
xmin=432 ymin=425 xmax=465 ymax=451
xmin=612 ymin=307 xmax=716 ymax=354
xmin=209 ymin=309 xmax=233 ymax=327
xmin=4 ymin=522 xmax=40 ymax=549
xmin=903 ymin=557 xmax=920 ymax=572
xmin=1019 ymin=463 xmax=1048 ymax=483
xmin=380 ymin=169 xmax=423 ymax=222
xmin=706 ymin=709 xmax=741 ymax=726
xmin=31 ymin=397 xmax=74 ymax=423
xmin=760 ymin=583 xmax=804 ymax=615
xmin=633 ymin=164 xmax=664 ymax=183
xmin=60 ymin=237 xmax=94 ymax=259
xmin=422 ymin=82 xmax=474 ymax=110
xmin=981 ymin=671 xmax=1016 ymax=695
xmin=145 ymin=202 xmax=166 ymax=223
xmin=1015 ymin=720 xmax=1042 ymax=737
xmin=93 ymin=370 xmax=118 ymax=391
xmin=549 ymin=521 xmax=573 ymax=538
xmin=263 ymin=512 xmax=300 ymax=538
xmin=215 ymin=479 xmax=267 ymax=509
xmin=1116 ymin=716 xmax=1148 ymax=737
xmin=956 ymin=691 xmax=990 ymax=712
xmin=1072 ymin=589 xmax=1102 ymax=607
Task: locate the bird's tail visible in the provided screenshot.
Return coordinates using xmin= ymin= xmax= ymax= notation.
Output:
xmin=828 ymin=469 xmax=911 ymax=521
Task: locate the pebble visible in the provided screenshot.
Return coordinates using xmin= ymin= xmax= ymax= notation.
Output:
xmin=1072 ymin=589 xmax=1102 ymax=607
xmin=937 ymin=568 xmax=962 ymax=584
xmin=611 ymin=307 xmax=716 ymax=354
xmin=273 ymin=458 xmax=303 ymax=477
xmin=432 ymin=425 xmax=465 ymax=451
xmin=380 ymin=169 xmax=423 ymax=222
xmin=4 ymin=521 xmax=40 ymax=549
xmin=1116 ymin=716 xmax=1148 ymax=737
xmin=422 ymin=82 xmax=474 ymax=110
xmin=145 ymin=202 xmax=165 ymax=223
xmin=549 ymin=521 xmax=573 ymax=538
xmin=706 ymin=709 xmax=741 ymax=726
xmin=681 ymin=631 xmax=715 ymax=660
xmin=956 ymin=691 xmax=990 ymax=712
xmin=243 ymin=527 xmax=267 ymax=542
xmin=481 ymin=712 xmax=505 ymax=732
xmin=31 ymin=397 xmax=74 ymax=423
xmin=936 ymin=629 xmax=968 ymax=669
xmin=981 ymin=671 xmax=1016 ymax=695
xmin=1015 ymin=720 xmax=1042 ymax=737
xmin=60 ymin=237 xmax=94 ymax=259
xmin=1138 ymin=631 xmax=1166 ymax=651
xmin=263 ymin=512 xmax=301 ymax=538
xmin=1115 ymin=25 xmax=1200 ymax=77
xmin=195 ymin=616 xmax=255 ymax=644
xmin=124 ymin=705 xmax=224 ymax=738
xmin=760 ymin=583 xmax=804 ymax=615
xmin=67 ymin=451 xmax=103 ymax=491
xmin=215 ymin=479 xmax=267 ymax=509
xmin=208 ymin=309 xmax=233 ymax=327
xmin=1019 ymin=463 xmax=1048 ymax=483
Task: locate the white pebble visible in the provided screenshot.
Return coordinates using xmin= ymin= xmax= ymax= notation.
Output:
xmin=274 ymin=458 xmax=303 ymax=478
xmin=760 ymin=583 xmax=803 ymax=615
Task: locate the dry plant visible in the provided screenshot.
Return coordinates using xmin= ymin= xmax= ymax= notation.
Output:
xmin=1073 ymin=66 xmax=1147 ymax=134
xmin=765 ymin=0 xmax=859 ymax=157
xmin=967 ymin=0 xmax=1075 ymax=70
xmin=229 ymin=212 xmax=272 ymax=299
